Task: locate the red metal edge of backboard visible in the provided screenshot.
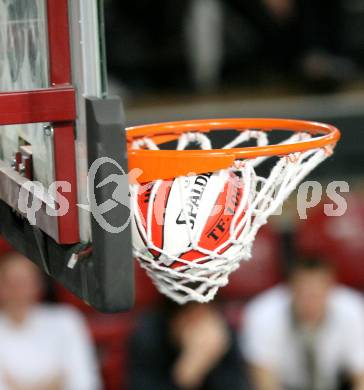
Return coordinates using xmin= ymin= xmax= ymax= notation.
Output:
xmin=47 ymin=0 xmax=72 ymax=86
xmin=47 ymin=0 xmax=80 ymax=244
xmin=53 ymin=123 xmax=80 ymax=244
xmin=0 ymin=88 xmax=76 ymax=125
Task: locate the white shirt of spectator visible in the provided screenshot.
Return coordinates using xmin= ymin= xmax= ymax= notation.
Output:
xmin=0 ymin=305 xmax=101 ymax=390
xmin=241 ymin=285 xmax=364 ymax=390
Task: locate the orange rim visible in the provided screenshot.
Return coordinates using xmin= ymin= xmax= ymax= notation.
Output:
xmin=127 ymin=118 xmax=341 ymax=183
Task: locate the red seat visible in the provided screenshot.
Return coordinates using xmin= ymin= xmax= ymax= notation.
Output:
xmin=87 ymin=313 xmax=134 ymax=390
xmin=219 ymin=224 xmax=283 ymax=300
xmin=296 ymin=193 xmax=364 ymax=288
xmin=0 ymin=236 xmax=12 ymax=255
xmin=134 ymin=261 xmax=162 ymax=308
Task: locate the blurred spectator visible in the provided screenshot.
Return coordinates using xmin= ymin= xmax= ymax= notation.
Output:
xmin=241 ymin=257 xmax=364 ymax=390
xmin=105 ymin=0 xmax=358 ymax=94
xmin=224 ymin=0 xmax=356 ymax=88
xmin=291 ymin=0 xmax=356 ymax=88
xmin=105 ymin=0 xmax=188 ymax=93
xmin=129 ymin=300 xmax=249 ymax=390
xmin=0 ymin=252 xmax=101 ymax=390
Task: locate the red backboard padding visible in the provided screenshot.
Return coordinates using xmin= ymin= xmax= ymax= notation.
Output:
xmin=219 ymin=225 xmax=283 ymax=300
xmin=296 ymin=193 xmax=364 ymax=288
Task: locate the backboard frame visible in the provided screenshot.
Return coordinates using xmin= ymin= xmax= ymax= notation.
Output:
xmin=0 ymin=0 xmax=79 ymax=244
xmin=0 ymin=0 xmax=134 ymax=312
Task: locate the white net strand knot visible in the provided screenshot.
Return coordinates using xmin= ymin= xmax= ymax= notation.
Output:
xmin=177 ymin=132 xmax=213 ymax=150
xmin=131 ymin=127 xmax=331 ymax=304
xmin=132 ymin=137 xmax=159 ymax=150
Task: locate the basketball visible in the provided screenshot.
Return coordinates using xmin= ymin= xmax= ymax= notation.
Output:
xmin=131 ymin=170 xmax=246 ymax=269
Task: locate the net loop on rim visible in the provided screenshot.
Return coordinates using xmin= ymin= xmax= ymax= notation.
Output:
xmin=128 ymin=119 xmax=340 ymax=304
xmin=177 ymin=132 xmax=212 ymax=150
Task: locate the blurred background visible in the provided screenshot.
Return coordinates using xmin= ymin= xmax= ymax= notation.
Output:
xmin=2 ymin=0 xmax=364 ymax=389
xmin=106 ymin=0 xmax=364 ymax=178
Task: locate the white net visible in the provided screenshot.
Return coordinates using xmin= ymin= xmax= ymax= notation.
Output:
xmin=130 ymin=129 xmax=330 ymax=304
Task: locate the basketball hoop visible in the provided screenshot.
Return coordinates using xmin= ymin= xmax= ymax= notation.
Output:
xmin=127 ymin=119 xmax=340 ymax=304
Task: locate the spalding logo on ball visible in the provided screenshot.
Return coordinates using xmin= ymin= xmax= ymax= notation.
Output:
xmin=131 ymin=170 xmax=247 ymax=269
